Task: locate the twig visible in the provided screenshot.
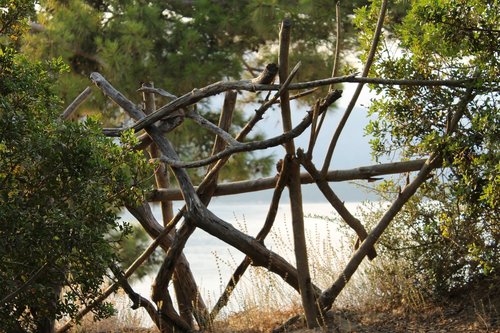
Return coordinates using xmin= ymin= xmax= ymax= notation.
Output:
xmin=138 ymin=86 xmax=177 ymax=99
xmin=308 ymin=0 xmax=342 ymax=158
xmin=321 ymin=0 xmax=389 ymax=176
xmin=110 ymin=264 xmax=163 ymax=329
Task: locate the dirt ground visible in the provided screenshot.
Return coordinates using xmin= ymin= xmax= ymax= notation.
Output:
xmin=280 ymin=285 xmax=499 ymax=333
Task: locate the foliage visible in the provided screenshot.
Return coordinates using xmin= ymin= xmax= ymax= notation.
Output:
xmin=0 ymin=45 xmax=152 ymax=333
xmin=20 ymin=0 xmax=385 ymax=182
xmin=357 ymin=0 xmax=499 ymax=294
xmin=0 ymin=0 xmax=34 ymax=47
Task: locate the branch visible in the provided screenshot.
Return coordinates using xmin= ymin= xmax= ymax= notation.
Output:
xmin=298 ymin=150 xmax=377 ymax=260
xmin=159 ymin=87 xmax=338 ymax=169
xmin=56 ymin=214 xmax=182 ymax=332
xmin=110 ymin=265 xmax=164 ymax=329
xmin=148 ymin=159 xmax=435 ymax=201
xmin=329 ymin=0 xmax=342 ymax=92
xmin=210 ymin=157 xmax=291 ymax=320
xmin=159 ymin=104 xmax=318 ymax=168
xmin=239 ymin=61 xmax=302 ymax=139
xmin=1 ymin=263 xmax=49 ymax=304
xmin=160 ymin=90 xmax=342 ymax=168
xmin=185 ymin=109 xmax=242 ymax=148
xmin=279 ymin=17 xmax=319 ymax=328
xmin=61 ymin=87 xmax=92 ymax=120
xmin=251 ymin=63 xmax=279 ymax=84
xmin=126 ymin=75 xmax=474 ymax=132
xmin=321 ymin=0 xmax=389 ymax=175
xmin=318 ymin=85 xmax=475 ymax=311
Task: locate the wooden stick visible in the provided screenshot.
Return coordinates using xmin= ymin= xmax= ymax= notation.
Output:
xmin=298 ymin=151 xmax=377 ymax=260
xmin=321 ymin=0 xmax=389 ymax=176
xmin=279 ymin=18 xmax=319 ymax=328
xmin=61 ymin=86 xmax=92 ymax=119
xmin=149 ymin=159 xmax=434 ymax=201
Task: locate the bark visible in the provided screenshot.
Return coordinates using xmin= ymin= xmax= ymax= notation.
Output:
xmin=279 ymin=18 xmax=319 ymax=328
xmin=149 ymin=159 xmax=434 ymax=201
xmin=126 ymin=75 xmax=472 ymax=132
xmin=61 ymin=87 xmax=92 ymax=120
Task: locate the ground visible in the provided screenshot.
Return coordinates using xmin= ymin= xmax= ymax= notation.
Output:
xmin=71 ymin=280 xmax=499 ymax=333
xmin=280 ymin=283 xmax=499 ymax=333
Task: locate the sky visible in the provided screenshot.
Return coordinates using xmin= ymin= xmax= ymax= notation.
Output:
xmin=209 ymin=82 xmax=383 ymax=204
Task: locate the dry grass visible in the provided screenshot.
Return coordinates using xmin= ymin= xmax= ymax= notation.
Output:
xmin=67 ymin=290 xmax=153 ymax=333
xmin=212 ymin=305 xmax=303 ymax=333
xmin=68 ymin=202 xmax=499 ymax=332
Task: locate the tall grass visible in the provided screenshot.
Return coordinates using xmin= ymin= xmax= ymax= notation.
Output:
xmin=69 ymin=201 xmax=432 ymax=332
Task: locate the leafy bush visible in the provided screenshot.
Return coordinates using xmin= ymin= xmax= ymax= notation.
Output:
xmin=0 ymin=48 xmax=151 ymax=331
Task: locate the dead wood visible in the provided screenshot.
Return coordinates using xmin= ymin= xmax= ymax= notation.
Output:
xmin=278 ymin=17 xmax=319 ymax=329
xmin=149 ymin=159 xmax=433 ymax=201
xmin=61 ymin=87 xmax=92 ymax=120
xmin=56 ymin=11 xmax=478 ymax=331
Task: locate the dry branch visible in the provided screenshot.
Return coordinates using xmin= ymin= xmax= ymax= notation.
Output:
xmin=61 ymin=87 xmax=92 ymax=120
xmin=149 ymin=159 xmax=433 ymax=201
xmin=210 ymin=157 xmax=291 ymax=320
xmin=127 ymin=75 xmax=473 ymax=132
xmin=321 ymin=0 xmax=388 ymax=175
xmin=299 ymin=151 xmax=377 ymax=260
xmin=185 ymin=109 xmax=242 ymax=148
xmin=159 ymin=105 xmax=321 ymax=168
xmin=279 ymin=18 xmax=319 ymax=328
xmin=251 ymin=63 xmax=279 ymax=84
xmin=318 ymin=86 xmax=475 ymax=311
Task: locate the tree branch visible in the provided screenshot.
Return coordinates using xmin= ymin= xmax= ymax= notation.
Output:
xmin=126 ymin=75 xmax=474 ymax=133
xmin=210 ymin=157 xmax=291 ymax=320
xmin=185 ymin=109 xmax=242 ymax=148
xmin=321 ymin=0 xmax=389 ymax=176
xmin=318 ymin=85 xmax=475 ymax=311
xmin=61 ymin=87 xmax=93 ymax=120
xmin=148 ymin=159 xmax=435 ymax=201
